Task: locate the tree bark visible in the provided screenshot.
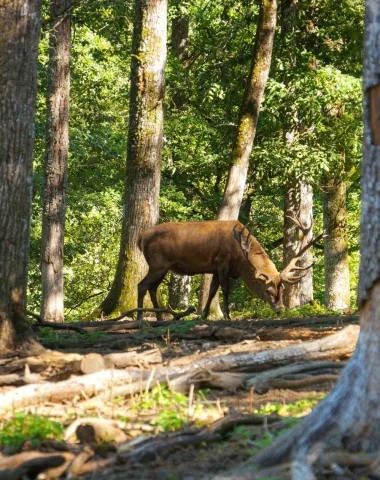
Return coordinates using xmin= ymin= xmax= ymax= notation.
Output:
xmin=281 ymin=0 xmax=314 ymax=309
xmin=241 ymin=1 xmax=380 ymax=468
xmin=283 ymin=180 xmax=314 ymax=308
xmin=323 ymin=180 xmax=350 ymax=310
xmin=168 ymin=4 xmax=192 ymax=309
xmin=0 ymin=0 xmax=44 ymax=354
xmin=100 ymin=0 xmax=167 ymax=315
xmin=198 ymin=0 xmax=277 ymax=315
xmin=41 ymin=0 xmax=71 ymax=323
xmin=168 ymin=273 xmax=191 ymax=310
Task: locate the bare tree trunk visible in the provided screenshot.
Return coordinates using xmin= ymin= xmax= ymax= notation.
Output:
xmin=198 ymin=0 xmax=277 ymax=316
xmin=283 ymin=180 xmax=314 ymax=308
xmin=0 ymin=0 xmax=44 ymax=354
xmin=323 ymin=180 xmax=350 ymax=310
xmin=100 ymin=0 xmax=167 ymax=315
xmin=250 ymin=0 xmax=380 ymax=466
xmin=168 ymin=274 xmax=191 ymax=310
xmin=280 ymin=0 xmax=314 ymax=309
xmin=41 ymin=0 xmax=71 ymax=323
xmin=168 ymin=4 xmax=191 ymax=310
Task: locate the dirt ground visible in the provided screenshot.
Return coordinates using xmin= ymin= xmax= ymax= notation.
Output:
xmin=0 ymin=314 xmax=362 ymax=479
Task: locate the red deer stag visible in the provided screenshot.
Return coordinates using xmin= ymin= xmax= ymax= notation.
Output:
xmin=137 ymin=212 xmax=322 ymax=321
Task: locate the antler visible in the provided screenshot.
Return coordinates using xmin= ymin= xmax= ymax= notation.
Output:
xmin=280 ymin=210 xmax=324 ymax=284
xmin=233 ymin=224 xmax=272 ymax=283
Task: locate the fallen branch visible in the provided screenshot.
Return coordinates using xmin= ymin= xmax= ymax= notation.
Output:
xmin=0 ymin=451 xmax=74 ymax=480
xmin=0 ymin=327 xmax=359 ymax=412
xmin=110 ymin=305 xmax=196 ymax=322
xmin=28 ymin=310 xmax=86 ymax=334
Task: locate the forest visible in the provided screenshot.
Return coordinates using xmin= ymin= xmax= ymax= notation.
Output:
xmin=4 ymin=0 xmax=380 ymax=479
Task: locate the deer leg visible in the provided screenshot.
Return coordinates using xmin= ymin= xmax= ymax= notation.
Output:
xmin=202 ymin=274 xmax=220 ymax=319
xmin=218 ymin=268 xmax=231 ymax=320
xmin=137 ymin=269 xmax=167 ymax=322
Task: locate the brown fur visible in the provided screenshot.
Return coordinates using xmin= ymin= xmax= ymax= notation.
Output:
xmin=137 ymin=221 xmax=284 ymax=320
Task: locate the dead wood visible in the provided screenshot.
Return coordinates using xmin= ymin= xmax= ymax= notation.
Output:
xmin=110 ymin=305 xmax=196 ymax=322
xmin=191 ymin=325 xmax=358 ymax=372
xmin=28 ymin=310 xmax=86 ymax=334
xmin=65 ymin=418 xmax=130 ymax=442
xmin=0 ymin=451 xmax=74 ymax=480
xmin=76 ymin=423 xmax=128 ymax=444
xmin=203 ymin=412 xmax=280 ymax=436
xmin=78 ymin=413 xmax=284 ymax=477
xmin=77 ymin=353 xmax=106 ymax=374
xmin=269 ymin=373 xmax=339 ymax=390
xmin=103 ymin=348 xmax=162 ymax=368
xmin=74 ymin=348 xmax=162 ymax=374
xmin=0 ymin=326 xmax=358 ymax=412
xmin=0 ymin=373 xmax=24 ymax=387
xmin=66 ymin=446 xmax=94 ymax=477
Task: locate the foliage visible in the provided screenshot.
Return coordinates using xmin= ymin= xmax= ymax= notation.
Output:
xmin=28 ymin=0 xmax=364 ymax=318
xmin=128 ymin=385 xmax=207 ymax=432
xmin=37 ymin=327 xmax=108 ymax=344
xmin=254 ymin=394 xmax=326 ymax=417
xmin=0 ymin=413 xmax=64 ymax=453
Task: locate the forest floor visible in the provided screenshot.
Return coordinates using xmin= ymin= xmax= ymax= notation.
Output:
xmin=0 ymin=312 xmax=367 ymax=480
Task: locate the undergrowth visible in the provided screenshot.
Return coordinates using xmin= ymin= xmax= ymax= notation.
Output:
xmin=0 ymin=413 xmax=64 ymax=453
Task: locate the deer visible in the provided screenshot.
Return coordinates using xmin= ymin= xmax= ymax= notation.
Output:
xmin=137 ymin=211 xmax=323 ymax=321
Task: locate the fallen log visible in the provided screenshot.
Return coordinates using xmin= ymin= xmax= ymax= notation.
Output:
xmin=192 ymin=325 xmax=358 ymax=372
xmin=0 ymin=326 xmax=359 ymax=412
xmin=0 ymin=451 xmax=74 ymax=480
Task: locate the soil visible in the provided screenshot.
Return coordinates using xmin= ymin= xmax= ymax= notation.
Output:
xmin=0 ymin=314 xmax=361 ymax=479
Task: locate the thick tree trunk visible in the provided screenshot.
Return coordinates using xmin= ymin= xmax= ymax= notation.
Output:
xmin=245 ymin=0 xmax=380 ymax=467
xmin=100 ymin=0 xmax=167 ymax=315
xmin=167 ymin=5 xmax=191 ymax=310
xmin=323 ymin=180 xmax=350 ymax=310
xmin=41 ymin=0 xmax=71 ymax=323
xmin=198 ymin=0 xmax=277 ymax=315
xmin=281 ymin=0 xmax=314 ymax=309
xmin=0 ymin=0 xmax=44 ymax=354
xmin=283 ymin=180 xmax=314 ymax=308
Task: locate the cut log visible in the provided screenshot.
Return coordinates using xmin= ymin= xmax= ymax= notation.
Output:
xmin=103 ymin=348 xmax=162 ymax=369
xmin=0 ymin=327 xmax=359 ymax=412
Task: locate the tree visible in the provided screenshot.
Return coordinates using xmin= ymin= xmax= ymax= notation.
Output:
xmin=100 ymin=0 xmax=167 ymax=316
xmin=198 ymin=0 xmax=278 ymax=317
xmin=249 ymin=0 xmax=380 ymax=466
xmin=41 ymin=0 xmax=71 ymax=323
xmin=281 ymin=0 xmax=314 ymax=309
xmin=167 ymin=1 xmax=192 ymax=311
xmin=283 ymin=180 xmax=314 ymax=308
xmin=0 ymin=0 xmax=44 ymax=354
xmin=323 ymin=179 xmax=350 ymax=310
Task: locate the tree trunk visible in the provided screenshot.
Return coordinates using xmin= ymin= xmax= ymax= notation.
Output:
xmin=283 ymin=180 xmax=314 ymax=308
xmin=168 ymin=274 xmax=191 ymax=310
xmin=281 ymin=0 xmax=313 ymax=309
xmin=0 ymin=0 xmax=44 ymax=354
xmin=323 ymin=180 xmax=350 ymax=310
xmin=167 ymin=5 xmax=191 ymax=310
xmin=250 ymin=0 xmax=380 ymax=466
xmin=198 ymin=0 xmax=277 ymax=316
xmin=41 ymin=0 xmax=71 ymax=323
xmin=100 ymin=0 xmax=167 ymax=315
